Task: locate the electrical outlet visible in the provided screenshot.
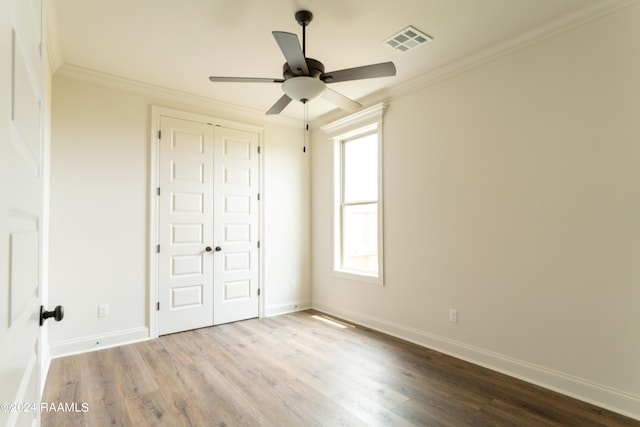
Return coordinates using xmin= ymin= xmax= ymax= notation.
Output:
xmin=98 ymin=304 xmax=109 ymax=318
xmin=449 ymin=309 xmax=458 ymax=324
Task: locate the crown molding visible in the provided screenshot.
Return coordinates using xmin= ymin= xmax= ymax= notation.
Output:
xmin=54 ymin=64 xmax=302 ymax=129
xmin=388 ymin=0 xmax=637 ymax=101
xmin=313 ymin=0 xmax=637 ymax=128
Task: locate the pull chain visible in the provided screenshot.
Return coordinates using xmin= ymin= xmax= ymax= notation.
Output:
xmin=303 ymin=100 xmax=308 ymax=153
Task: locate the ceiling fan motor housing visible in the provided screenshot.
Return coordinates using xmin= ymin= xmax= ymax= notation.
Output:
xmin=283 ymin=58 xmax=324 ymax=79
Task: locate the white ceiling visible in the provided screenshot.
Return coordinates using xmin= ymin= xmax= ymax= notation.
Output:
xmin=50 ymin=0 xmax=621 ymax=121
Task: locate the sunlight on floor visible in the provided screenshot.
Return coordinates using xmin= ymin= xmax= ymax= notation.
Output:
xmin=311 ymin=314 xmax=354 ymax=329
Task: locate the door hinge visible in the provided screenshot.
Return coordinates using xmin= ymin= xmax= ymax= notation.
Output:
xmin=257 ymin=193 xmax=260 ymax=201
xmin=157 ymin=187 xmax=160 ymax=196
xmin=156 ymin=244 xmax=160 ymax=253
xmin=257 ymin=288 xmax=261 ymax=296
xmin=156 ymin=302 xmax=160 ymax=311
xmin=257 ymin=146 xmax=261 ymax=154
xmin=158 ymin=130 xmax=161 ymax=139
xmin=257 ymin=241 xmax=260 ymax=249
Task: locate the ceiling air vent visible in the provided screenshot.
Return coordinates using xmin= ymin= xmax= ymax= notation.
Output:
xmin=384 ymin=25 xmax=433 ymax=52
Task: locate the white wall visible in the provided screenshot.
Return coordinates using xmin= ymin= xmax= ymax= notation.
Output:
xmin=311 ymin=3 xmax=640 ymax=419
xmin=262 ymin=126 xmax=312 ymax=315
xmin=49 ymin=74 xmax=311 ymax=354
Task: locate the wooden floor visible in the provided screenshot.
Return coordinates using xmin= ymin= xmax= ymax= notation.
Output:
xmin=42 ymin=310 xmax=637 ymax=426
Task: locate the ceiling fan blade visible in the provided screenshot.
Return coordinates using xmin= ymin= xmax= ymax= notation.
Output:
xmin=209 ymin=76 xmax=284 ymax=83
xmin=265 ymin=94 xmax=292 ymax=115
xmin=322 ymin=61 xmax=396 ymax=83
xmin=321 ymin=88 xmax=362 ymax=113
xmin=272 ymin=31 xmax=309 ymax=75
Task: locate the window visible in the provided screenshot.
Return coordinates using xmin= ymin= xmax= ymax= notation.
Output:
xmin=341 ymin=132 xmax=379 ymax=274
xmin=321 ymin=104 xmax=385 ymax=284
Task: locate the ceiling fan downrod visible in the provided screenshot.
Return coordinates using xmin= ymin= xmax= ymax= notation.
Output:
xmin=295 ymin=10 xmax=313 ymax=57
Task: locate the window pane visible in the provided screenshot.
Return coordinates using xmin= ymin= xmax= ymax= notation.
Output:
xmin=343 ymin=133 xmax=377 ymax=203
xmin=342 ymin=203 xmax=378 ymax=273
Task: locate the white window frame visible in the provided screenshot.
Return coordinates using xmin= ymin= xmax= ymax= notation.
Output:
xmin=321 ymin=104 xmax=385 ymax=285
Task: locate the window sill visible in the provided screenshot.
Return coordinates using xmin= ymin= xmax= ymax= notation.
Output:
xmin=332 ymin=269 xmax=383 ymax=286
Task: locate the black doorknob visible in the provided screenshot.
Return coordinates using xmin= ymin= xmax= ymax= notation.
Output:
xmin=40 ymin=305 xmax=64 ymax=326
xmin=205 ymin=246 xmax=212 ymax=252
xmin=215 ymin=246 xmax=222 ymax=252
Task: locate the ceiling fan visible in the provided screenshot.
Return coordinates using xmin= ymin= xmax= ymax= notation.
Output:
xmin=209 ymin=10 xmax=397 ymax=115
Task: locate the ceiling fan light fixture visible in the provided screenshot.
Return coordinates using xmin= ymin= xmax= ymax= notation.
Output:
xmin=282 ymin=76 xmax=326 ymax=102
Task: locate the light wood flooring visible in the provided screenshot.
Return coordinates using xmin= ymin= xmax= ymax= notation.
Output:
xmin=42 ymin=310 xmax=638 ymax=426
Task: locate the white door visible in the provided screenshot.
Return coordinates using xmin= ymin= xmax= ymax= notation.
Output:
xmin=1 ymin=0 xmax=45 ymax=425
xmin=213 ymin=126 xmax=260 ymax=325
xmin=157 ymin=116 xmax=215 ymax=335
xmin=157 ymin=117 xmax=260 ymax=334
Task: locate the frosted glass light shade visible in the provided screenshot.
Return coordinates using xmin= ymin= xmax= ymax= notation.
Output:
xmin=282 ymin=77 xmax=326 ymax=102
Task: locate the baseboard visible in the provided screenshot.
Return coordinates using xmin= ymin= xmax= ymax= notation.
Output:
xmin=264 ymin=300 xmax=312 ymax=317
xmin=312 ymin=301 xmax=640 ymax=421
xmin=49 ymin=327 xmax=150 ymax=359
